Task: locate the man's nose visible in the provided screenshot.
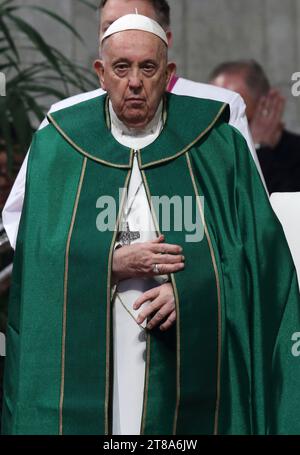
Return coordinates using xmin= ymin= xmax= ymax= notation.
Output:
xmin=128 ymin=70 xmax=143 ymax=90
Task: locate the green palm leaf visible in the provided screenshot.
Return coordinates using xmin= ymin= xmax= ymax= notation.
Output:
xmin=23 ymin=6 xmax=84 ymax=43
xmin=0 ymin=16 xmax=19 ymax=60
xmin=6 ymin=13 xmax=64 ymax=75
xmin=0 ymin=0 xmax=98 ymax=175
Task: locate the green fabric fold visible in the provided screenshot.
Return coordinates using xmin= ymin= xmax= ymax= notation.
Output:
xmin=2 ymin=93 xmax=300 ymax=435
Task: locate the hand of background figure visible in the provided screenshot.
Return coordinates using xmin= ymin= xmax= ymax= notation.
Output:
xmin=250 ymin=89 xmax=285 ymax=148
xmin=112 ymin=235 xmax=185 ymax=281
xmin=134 ymin=282 xmax=176 ymax=332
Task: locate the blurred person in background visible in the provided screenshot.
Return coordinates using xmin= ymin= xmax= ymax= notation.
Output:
xmin=210 ymin=60 xmax=300 ymax=194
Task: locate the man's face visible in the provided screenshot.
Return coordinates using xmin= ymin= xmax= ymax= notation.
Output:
xmin=95 ymin=30 xmax=175 ymax=130
xmin=101 ymin=0 xmax=158 ymax=37
xmin=211 ymin=72 xmax=258 ymax=122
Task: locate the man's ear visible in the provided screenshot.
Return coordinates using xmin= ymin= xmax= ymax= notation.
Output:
xmin=166 ymin=62 xmax=177 ymax=88
xmin=93 ymin=59 xmax=106 ymax=90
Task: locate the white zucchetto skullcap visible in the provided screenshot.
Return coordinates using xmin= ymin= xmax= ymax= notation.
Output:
xmin=101 ymin=13 xmax=168 ymax=46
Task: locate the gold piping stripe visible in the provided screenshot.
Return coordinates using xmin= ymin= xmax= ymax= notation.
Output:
xmin=116 ymin=293 xmax=146 ymax=330
xmin=47 ymin=114 xmax=131 ymax=170
xmin=162 ymin=94 xmax=168 ymax=125
xmin=185 ymin=152 xmax=222 ymax=436
xmin=104 ymin=160 xmax=133 ymax=435
xmin=48 ymin=103 xmax=227 ymax=171
xmin=140 ymin=166 xmax=181 ymax=436
xmin=105 ymin=95 xmax=111 ymax=130
xmin=140 ymin=103 xmax=227 ymax=169
xmin=59 ymin=157 xmax=87 ymax=436
xmin=139 ymin=166 xmax=152 ymax=434
xmin=170 ymin=275 xmax=181 ymax=435
xmin=140 ymin=332 xmax=151 ymax=435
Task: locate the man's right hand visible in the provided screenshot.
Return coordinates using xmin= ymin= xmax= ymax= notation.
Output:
xmin=112 ymin=235 xmax=185 ymax=282
xmin=250 ymin=89 xmax=285 ymax=149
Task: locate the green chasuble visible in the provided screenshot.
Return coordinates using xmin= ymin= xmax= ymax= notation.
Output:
xmin=2 ymin=93 xmax=300 ymax=435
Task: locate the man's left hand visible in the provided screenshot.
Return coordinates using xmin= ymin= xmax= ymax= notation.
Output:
xmin=133 ymin=282 xmax=176 ymax=332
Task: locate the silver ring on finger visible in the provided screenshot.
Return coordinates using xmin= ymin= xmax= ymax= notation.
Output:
xmin=153 ymin=263 xmax=160 ymax=274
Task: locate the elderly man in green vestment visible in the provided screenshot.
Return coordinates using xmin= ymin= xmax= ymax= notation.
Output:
xmin=2 ymin=13 xmax=300 ymax=436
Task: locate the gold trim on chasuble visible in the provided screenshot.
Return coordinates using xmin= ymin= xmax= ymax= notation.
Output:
xmin=138 ymin=161 xmax=181 ymax=436
xmin=139 ymin=103 xmax=227 ymax=169
xmin=54 ymin=99 xmax=226 ymax=435
xmin=60 ymin=157 xmax=87 ymax=435
xmin=47 ymin=113 xmax=131 ymax=170
xmin=137 ymin=103 xmax=226 ymax=435
xmin=185 ymin=153 xmax=222 ymax=436
xmin=59 ymin=152 xmax=134 ymax=435
xmin=105 ymin=164 xmax=133 ymax=435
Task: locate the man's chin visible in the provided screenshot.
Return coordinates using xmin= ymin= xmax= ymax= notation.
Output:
xmin=122 ymin=111 xmax=149 ymax=129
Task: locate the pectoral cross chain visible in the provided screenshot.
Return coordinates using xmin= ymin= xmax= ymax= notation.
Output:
xmin=118 ymin=222 xmax=140 ymax=246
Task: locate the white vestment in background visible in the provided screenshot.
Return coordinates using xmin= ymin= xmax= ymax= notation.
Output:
xmin=270 ymin=193 xmax=300 ymax=288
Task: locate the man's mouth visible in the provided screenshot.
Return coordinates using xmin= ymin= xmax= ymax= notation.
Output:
xmin=125 ymin=98 xmax=146 ymax=106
